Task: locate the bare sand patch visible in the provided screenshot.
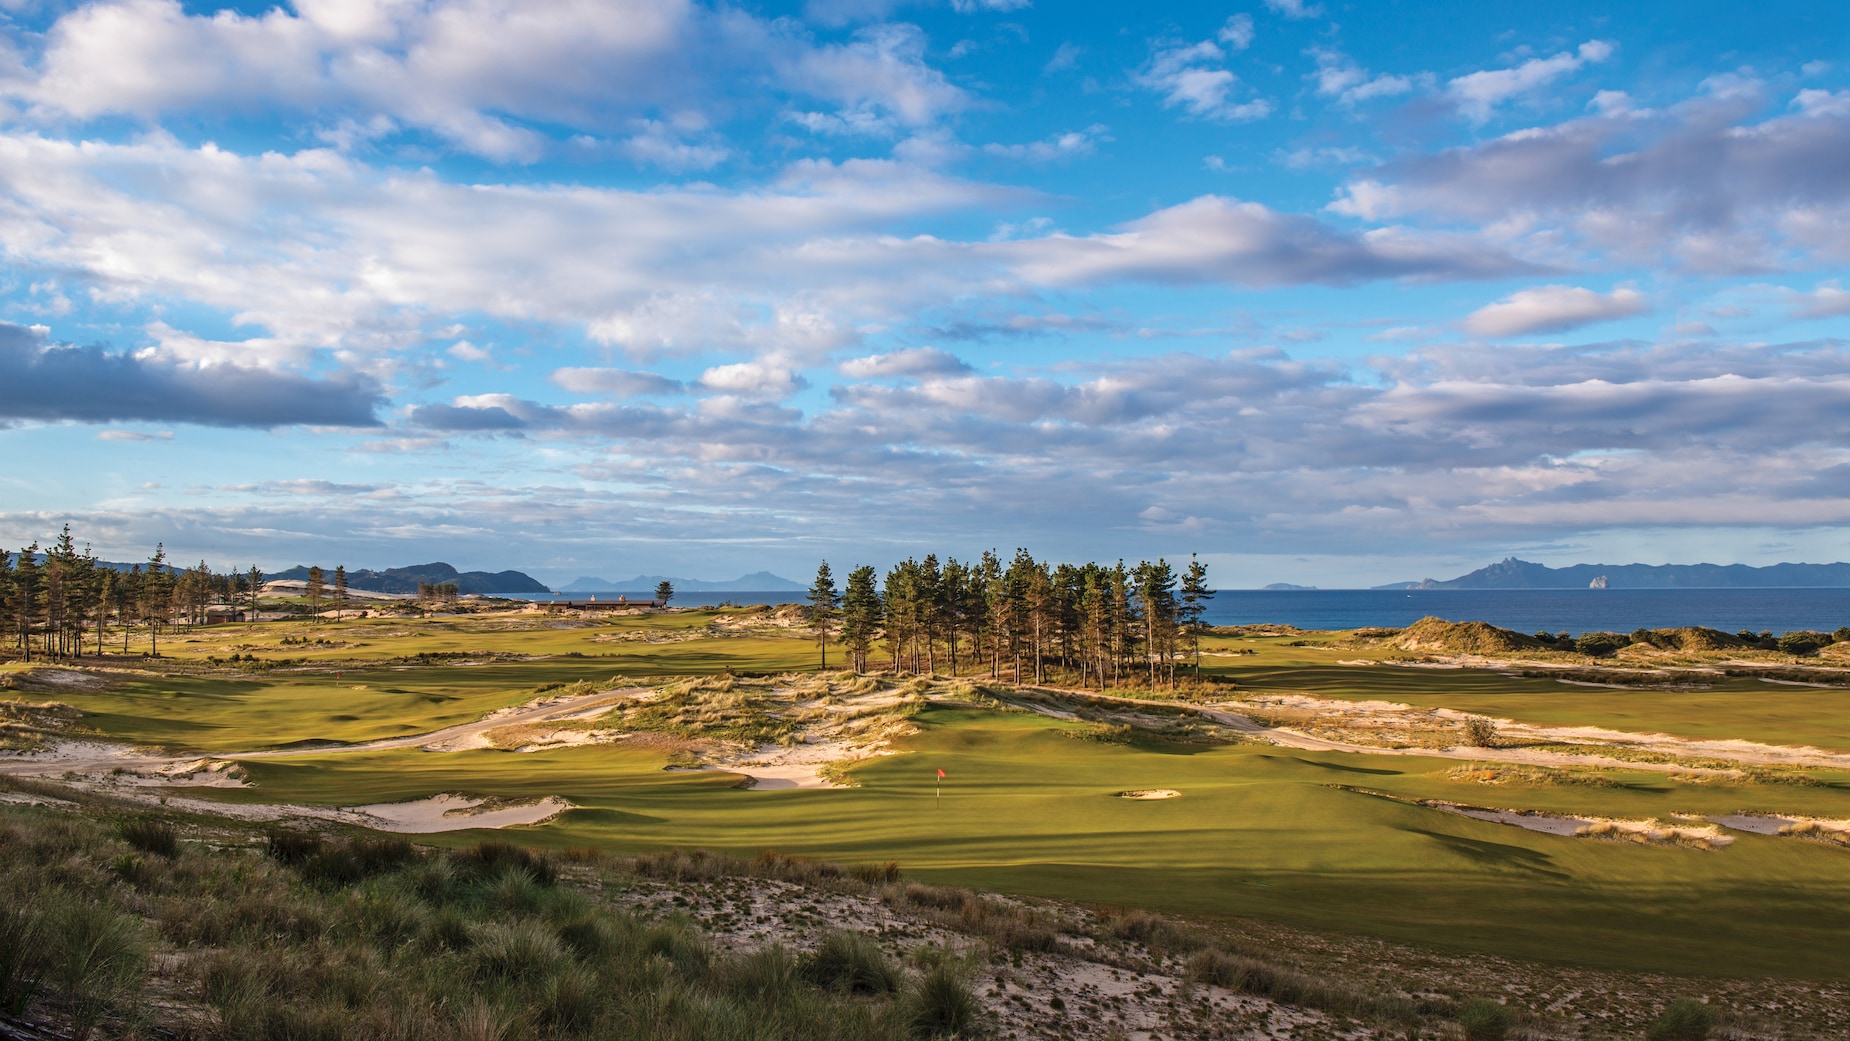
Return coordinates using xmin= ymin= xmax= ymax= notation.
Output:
xmin=1718 ymin=813 xmax=1850 ymax=846
xmin=351 ymin=793 xmax=572 ymax=832
xmin=1426 ymin=802 xmax=1593 ymax=836
xmin=1116 ymin=789 xmax=1180 ymax=800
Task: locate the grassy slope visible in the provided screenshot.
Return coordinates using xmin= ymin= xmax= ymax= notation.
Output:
xmin=1201 ymin=634 xmax=1850 ymax=751
xmin=49 ymin=612 xmax=814 ymax=752
xmin=208 ymin=707 xmax=1850 ymax=979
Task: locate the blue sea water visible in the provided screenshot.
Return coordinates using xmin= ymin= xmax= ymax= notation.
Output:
xmin=520 ymin=588 xmax=1850 ymax=636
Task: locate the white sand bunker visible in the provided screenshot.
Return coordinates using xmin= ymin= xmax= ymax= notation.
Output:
xmin=1715 ymin=813 xmax=1850 ymax=845
xmin=1117 ymin=789 xmax=1180 ymax=800
xmin=1427 ymin=802 xmax=1592 ymax=836
xmin=1425 ymin=801 xmax=1731 ymax=849
xmin=349 ymin=793 xmax=572 ymax=833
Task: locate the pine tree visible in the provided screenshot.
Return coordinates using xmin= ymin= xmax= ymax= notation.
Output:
xmin=1134 ymin=559 xmax=1179 ymax=687
xmin=142 ymin=545 xmax=170 ymax=656
xmin=0 ymin=550 xmax=11 ymax=660
xmin=247 ymin=566 xmax=263 ymax=628
xmin=807 ymin=561 xmax=840 ymax=669
xmin=334 ymin=565 xmax=349 ymax=621
xmin=1179 ymin=554 xmax=1215 ymax=675
xmin=306 ymin=566 xmax=325 ymax=621
xmin=654 ymin=580 xmax=674 ymax=606
xmin=98 ymin=569 xmax=117 ymax=657
xmin=839 ymin=565 xmax=882 ymax=674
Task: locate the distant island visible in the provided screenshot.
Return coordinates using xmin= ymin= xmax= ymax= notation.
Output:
xmin=1375 ymin=557 xmax=1850 ymax=590
xmin=1261 ymin=582 xmax=1318 ymax=590
xmin=560 ymin=571 xmax=804 ymax=593
xmin=270 ymin=562 xmax=548 ymax=595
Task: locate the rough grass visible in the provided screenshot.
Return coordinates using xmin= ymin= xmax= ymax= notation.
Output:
xmin=0 ymin=805 xmax=977 ymax=1041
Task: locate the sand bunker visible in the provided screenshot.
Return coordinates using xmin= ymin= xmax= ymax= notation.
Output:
xmin=1715 ymin=813 xmax=1850 ymax=845
xmin=1117 ymin=789 xmax=1180 ymax=800
xmin=351 ymin=793 xmax=572 ymax=833
xmin=1426 ymin=802 xmax=1592 ymax=836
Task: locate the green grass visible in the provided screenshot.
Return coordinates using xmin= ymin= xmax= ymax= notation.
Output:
xmin=1215 ymin=658 xmax=1850 ymax=752
xmin=27 ymin=615 xmax=1850 ymax=980
xmin=190 ymin=706 xmax=1850 ymax=979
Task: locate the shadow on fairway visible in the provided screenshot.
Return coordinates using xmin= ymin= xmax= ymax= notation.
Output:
xmin=1282 ymin=755 xmax=1403 ymax=776
xmin=1405 ymin=827 xmax=1571 ymax=880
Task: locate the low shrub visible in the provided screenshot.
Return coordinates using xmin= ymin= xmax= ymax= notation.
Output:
xmin=0 ymin=902 xmax=47 ymax=1014
xmin=1462 ymin=717 xmax=1498 ymax=748
xmin=300 ymin=836 xmax=420 ymax=886
xmin=852 ymin=861 xmax=902 ymax=885
xmin=908 ymin=963 xmax=984 ymax=1039
xmin=453 ymin=839 xmax=557 ymax=886
xmin=48 ymin=897 xmax=148 ymax=1040
xmin=1183 ymin=948 xmax=1415 ymax=1025
xmin=1575 ymin=632 xmax=1631 ymax=657
xmin=264 ymin=828 xmax=324 ymax=865
xmin=471 ymin=919 xmax=567 ymax=985
xmin=1646 ymin=998 xmax=1716 ymax=1041
xmin=803 ymin=931 xmax=901 ymax=995
xmin=1457 ymin=997 xmax=1513 ymax=1041
xmin=116 ymin=816 xmax=178 ymax=858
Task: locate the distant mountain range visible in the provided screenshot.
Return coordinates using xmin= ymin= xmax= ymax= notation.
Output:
xmin=269 ymin=562 xmax=548 ymax=595
xmin=559 ymin=571 xmax=803 ymax=593
xmin=1375 ymin=557 xmax=1850 ymax=590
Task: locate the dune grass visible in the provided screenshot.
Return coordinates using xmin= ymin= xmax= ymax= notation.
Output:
xmin=0 ymin=806 xmax=969 ymax=1041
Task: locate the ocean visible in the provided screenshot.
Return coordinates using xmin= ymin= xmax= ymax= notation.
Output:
xmin=516 ymin=587 xmax=1850 ymax=636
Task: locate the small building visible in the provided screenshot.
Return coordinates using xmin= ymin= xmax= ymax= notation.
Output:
xmin=204 ymin=605 xmax=246 ymax=624
xmin=547 ymin=595 xmax=665 ymax=611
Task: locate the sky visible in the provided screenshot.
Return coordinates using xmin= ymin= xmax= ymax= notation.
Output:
xmin=0 ymin=0 xmax=1848 ymax=588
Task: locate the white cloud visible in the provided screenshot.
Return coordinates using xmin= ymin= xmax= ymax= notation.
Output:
xmin=619 ymin=120 xmax=729 ymax=170
xmin=1003 ymin=195 xmax=1531 ymax=288
xmin=837 ymin=346 xmax=972 ymax=379
xmin=1043 ymin=41 xmax=1080 ymax=73
xmin=1791 ymin=282 xmax=1850 ymax=318
xmin=1310 ymin=49 xmax=1416 ymax=106
xmin=1137 ymin=38 xmax=1272 ymax=122
xmin=1328 ymin=92 xmax=1850 ymax=274
xmin=698 ymin=355 xmax=809 ymax=399
xmin=1447 ymin=40 xmax=1614 ymax=122
xmin=778 ymin=23 xmax=968 ymax=131
xmin=97 ymin=429 xmax=174 ymax=442
xmin=1218 ymin=14 xmax=1254 ymax=50
xmin=982 ymin=125 xmax=1107 ymax=162
xmin=549 ymin=367 xmax=687 ymax=396
xmin=1462 ymin=286 xmax=1649 ymax=337
xmin=6 ymin=0 xmax=969 ymax=161
xmin=1264 ymin=0 xmax=1321 ymax=19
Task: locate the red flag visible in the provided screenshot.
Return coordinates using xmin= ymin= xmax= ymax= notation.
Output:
xmin=937 ymin=768 xmax=946 ymax=779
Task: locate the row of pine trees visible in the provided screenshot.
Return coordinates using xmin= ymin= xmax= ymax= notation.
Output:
xmin=807 ymin=550 xmax=1214 ymax=688
xmin=0 ymin=526 xmax=357 ymax=661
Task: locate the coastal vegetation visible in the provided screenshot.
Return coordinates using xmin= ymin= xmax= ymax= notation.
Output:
xmin=5 ymin=530 xmax=1850 ymax=1038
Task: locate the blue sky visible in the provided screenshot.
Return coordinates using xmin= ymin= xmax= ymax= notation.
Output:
xmin=0 ymin=0 xmax=1847 ymax=587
